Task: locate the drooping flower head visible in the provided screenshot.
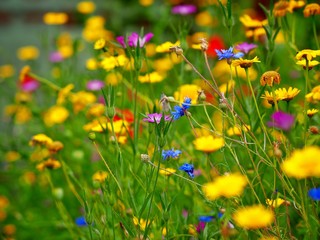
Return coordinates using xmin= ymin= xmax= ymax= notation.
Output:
xmin=19 ymin=66 xmax=40 ymax=92
xmin=267 ymin=111 xmax=295 ymax=131
xmin=215 ymin=47 xmax=244 ymax=61
xmin=142 ymin=113 xmax=171 ymax=124
xmin=116 ymin=32 xmax=154 ymax=48
xmin=162 ymin=148 xmax=182 ymax=160
xmin=179 ymin=163 xmax=194 ymax=178
xmin=171 ymin=4 xmax=197 ymax=15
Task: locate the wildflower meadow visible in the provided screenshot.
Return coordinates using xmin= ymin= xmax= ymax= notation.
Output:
xmin=1 ymin=0 xmax=320 ymax=239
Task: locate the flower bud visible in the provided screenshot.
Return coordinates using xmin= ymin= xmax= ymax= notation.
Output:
xmin=52 ymin=188 xmax=64 ymax=200
xmin=88 ymin=132 xmax=96 ymax=141
xmin=309 ymin=126 xmax=319 ymax=134
xmin=106 ymin=106 xmax=115 ymax=119
xmin=140 ymin=154 xmax=150 ymax=163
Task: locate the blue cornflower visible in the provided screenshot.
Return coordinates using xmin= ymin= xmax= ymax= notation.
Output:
xmin=215 ymin=47 xmax=244 ymax=60
xmin=199 ymin=215 xmax=214 ymax=222
xmin=171 ymin=97 xmax=192 ymax=120
xmin=179 ymin=163 xmax=194 ymax=178
xmin=75 ymin=216 xmax=88 ymax=227
xmin=162 ymin=148 xmax=182 ymax=160
xmin=308 ymin=187 xmax=320 ymax=200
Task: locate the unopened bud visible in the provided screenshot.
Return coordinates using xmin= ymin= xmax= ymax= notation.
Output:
xmin=52 ymin=188 xmax=64 ymax=200
xmin=169 ymin=46 xmax=183 ymax=56
xmin=309 ymin=126 xmax=319 ymax=134
xmin=200 ymin=38 xmax=208 ymax=52
xmin=141 ymin=154 xmax=150 ymax=163
xmin=88 ymin=132 xmax=96 ymax=141
xmin=106 ymin=107 xmax=115 ymax=119
xmin=197 ymin=90 xmax=206 ymax=102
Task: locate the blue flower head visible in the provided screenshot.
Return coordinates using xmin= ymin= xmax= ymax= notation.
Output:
xmin=308 ymin=187 xmax=320 ymax=201
xmin=215 ymin=47 xmax=244 ymax=60
xmin=179 ymin=163 xmax=194 ymax=178
xmin=75 ymin=216 xmax=88 ymax=227
xmin=162 ymin=148 xmax=182 ymax=160
xmin=199 ymin=215 xmax=214 ymax=222
xmin=171 ymin=97 xmax=192 ymax=120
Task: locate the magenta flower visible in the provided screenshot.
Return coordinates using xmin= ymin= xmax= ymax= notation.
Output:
xmin=86 ymin=80 xmax=105 ymax=91
xmin=267 ymin=111 xmax=295 ymax=131
xmin=235 ymin=42 xmax=257 ymax=54
xmin=143 ymin=113 xmax=171 ymax=124
xmin=172 ymin=4 xmax=197 ymax=15
xmin=49 ymin=51 xmax=63 ymax=63
xmin=116 ymin=32 xmax=154 ymax=48
xmin=19 ymin=75 xmax=40 ymax=92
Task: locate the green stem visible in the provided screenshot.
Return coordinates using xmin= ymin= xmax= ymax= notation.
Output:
xmin=312 ymin=15 xmax=320 ymax=49
xmin=29 ymin=72 xmax=61 ymax=91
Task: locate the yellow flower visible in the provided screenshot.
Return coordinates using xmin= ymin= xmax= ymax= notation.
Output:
xmin=273 ymin=1 xmax=290 ymax=17
xmin=260 ymin=71 xmax=281 ymax=87
xmin=303 ymin=3 xmax=320 ymax=17
xmin=138 ymin=71 xmax=165 ymax=83
xmin=30 ymin=148 xmax=50 ymax=162
xmin=17 ymin=46 xmax=39 ymax=61
xmin=233 ymin=205 xmax=274 ymax=229
xmin=47 ymin=141 xmax=64 ymax=154
xmin=43 ymin=105 xmax=69 ymax=127
xmin=94 ymin=38 xmax=106 ymax=50
xmin=36 ymin=158 xmax=61 ymax=171
xmin=159 ymin=168 xmax=176 ymax=176
xmin=195 ymin=11 xmax=215 ymax=27
xmin=153 ymin=57 xmax=174 ymax=72
xmin=307 ymin=108 xmax=319 ymax=117
xmin=174 ymin=84 xmax=201 ymax=103
xmin=281 ymin=146 xmax=320 ymax=179
xmin=139 ymin=0 xmax=153 ymax=6
xmin=306 ymin=85 xmax=320 ymax=103
xmin=296 ymin=49 xmax=320 ymax=61
xmin=193 ymin=135 xmax=224 ymax=152
xmin=202 ymin=173 xmax=247 ymax=200
xmin=266 ymin=198 xmax=286 ymax=208
xmin=219 ymin=80 xmax=235 ymax=94
xmin=246 ymin=27 xmax=266 ymax=41
xmin=86 ymin=103 xmax=106 ymax=118
xmin=29 ymin=134 xmax=53 ymax=147
xmin=296 ymin=59 xmax=320 ymax=70
xmin=156 ymin=41 xmax=180 ymax=53
xmin=70 ymin=91 xmax=96 ymax=114
xmin=5 ymin=151 xmax=21 ymax=162
xmin=261 ymin=91 xmax=284 ymax=105
xmin=133 ymin=216 xmax=147 ymax=231
xmin=92 ymin=171 xmax=108 ymax=183
xmin=86 ymin=58 xmax=100 ymax=70
xmin=239 ymin=14 xmax=268 ymax=28
xmin=212 ymin=61 xmax=257 ymax=81
xmin=105 ymin=72 xmax=122 ymax=85
xmin=77 ymin=1 xmax=96 ymax=14
xmin=274 ymin=87 xmax=300 ymax=102
xmin=57 ymin=84 xmax=74 ymax=105
xmin=0 ymin=64 xmax=15 ymax=79
xmin=227 ymin=124 xmax=250 ymax=136
xmin=43 ymin=12 xmax=68 ymax=25
xmin=58 ymin=45 xmax=73 ymax=58
xmin=101 ymin=56 xmax=118 ymax=71
xmin=232 ymin=56 xmax=260 ymax=68
xmin=107 ymin=120 xmax=130 ymax=135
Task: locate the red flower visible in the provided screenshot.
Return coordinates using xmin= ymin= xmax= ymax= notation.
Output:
xmin=207 ymin=35 xmax=225 ymax=58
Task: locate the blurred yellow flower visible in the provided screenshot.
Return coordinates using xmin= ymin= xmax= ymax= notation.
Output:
xmin=92 ymin=171 xmax=108 ymax=183
xmin=94 ymin=38 xmax=106 ymax=50
xmin=17 ymin=46 xmax=39 ymax=61
xmin=233 ymin=205 xmax=274 ymax=229
xmin=296 ymin=49 xmax=320 ymax=61
xmin=5 ymin=151 xmax=21 ymax=162
xmin=266 ymin=198 xmax=286 ymax=208
xmin=195 ymin=11 xmax=215 ymax=27
xmin=156 ymin=41 xmax=180 ymax=53
xmin=77 ymin=1 xmax=96 ymax=14
xmin=107 ymin=120 xmax=130 ymax=135
xmin=133 ymin=216 xmax=147 ymax=231
xmin=47 ymin=141 xmax=64 ymax=154
xmin=83 ymin=117 xmax=107 ymax=132
xmin=105 ymin=72 xmax=122 ymax=85
xmin=70 ymin=91 xmax=96 ymax=114
xmin=305 ymin=85 xmax=320 ymax=103
xmin=43 ymin=12 xmax=68 ymax=25
xmin=227 ymin=124 xmax=250 ymax=136
xmin=240 ymin=14 xmax=268 ymax=28
xmin=86 ymin=103 xmax=106 ymax=118
xmin=159 ymin=168 xmax=176 ymax=176
xmin=307 ymin=108 xmax=318 ymax=117
xmin=29 ymin=134 xmax=53 ymax=147
xmin=138 ymin=71 xmax=165 ymax=83
xmin=174 ymin=84 xmax=200 ymax=103
xmin=101 ymin=56 xmax=118 ymax=71
xmin=219 ymin=80 xmax=235 ymax=94
xmin=0 ymin=64 xmax=15 ymax=79
xmin=86 ymin=58 xmax=100 ymax=70
xmin=36 ymin=158 xmax=61 ymax=171
xmin=30 ymin=148 xmax=50 ymax=161
xmin=139 ymin=0 xmax=153 ymax=6
xmin=57 ymin=84 xmax=74 ymax=105
xmin=202 ymin=173 xmax=247 ymax=200
xmin=260 ymin=71 xmax=281 ymax=87
xmin=281 ymin=146 xmax=320 ymax=179
xmin=153 ymin=57 xmax=173 ymax=72
xmin=58 ymin=45 xmax=73 ymax=58
xmin=43 ymin=105 xmax=69 ymax=126
xmin=232 ymin=56 xmax=260 ymax=68
xmin=296 ymin=59 xmax=320 ymax=69
xmin=193 ymin=135 xmax=224 ymax=152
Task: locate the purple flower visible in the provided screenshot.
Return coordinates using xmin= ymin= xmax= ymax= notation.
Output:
xmin=143 ymin=113 xmax=171 ymax=124
xmin=116 ymin=32 xmax=154 ymax=48
xmin=179 ymin=163 xmax=194 ymax=178
xmin=235 ymin=42 xmax=257 ymax=54
xmin=215 ymin=47 xmax=244 ymax=60
xmin=267 ymin=111 xmax=295 ymax=131
xmin=171 ymin=97 xmax=191 ymax=120
xmin=195 ymin=221 xmax=206 ymax=233
xmin=308 ymin=188 xmax=320 ymax=200
xmin=86 ymin=79 xmax=105 ymax=91
xmin=49 ymin=51 xmax=63 ymax=63
xmin=162 ymin=148 xmax=182 ymax=160
xmin=172 ymin=4 xmax=197 ymax=15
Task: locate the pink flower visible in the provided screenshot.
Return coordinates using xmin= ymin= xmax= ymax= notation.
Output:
xmin=235 ymin=42 xmax=257 ymax=54
xmin=19 ymin=75 xmax=40 ymax=92
xmin=267 ymin=111 xmax=295 ymax=131
xmin=116 ymin=32 xmax=154 ymax=48
xmin=49 ymin=51 xmax=63 ymax=63
xmin=172 ymin=4 xmax=197 ymax=15
xmin=142 ymin=113 xmax=171 ymax=124
xmin=86 ymin=80 xmax=105 ymax=91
